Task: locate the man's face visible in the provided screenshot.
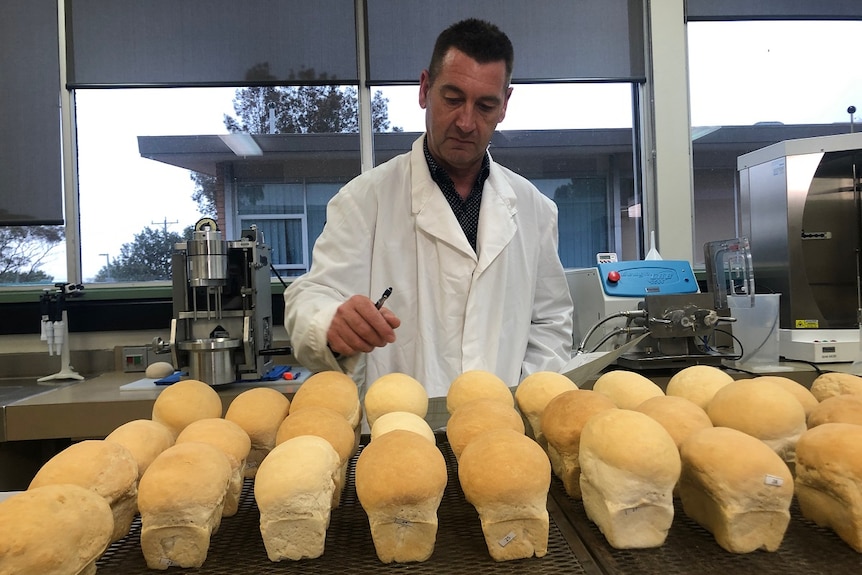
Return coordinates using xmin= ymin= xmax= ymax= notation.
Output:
xmin=419 ymin=48 xmax=512 ymax=178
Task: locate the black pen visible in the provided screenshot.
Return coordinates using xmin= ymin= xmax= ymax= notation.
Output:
xmin=374 ymin=287 xmax=393 ymax=309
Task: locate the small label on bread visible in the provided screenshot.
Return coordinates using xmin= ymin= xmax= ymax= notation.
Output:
xmin=764 ymin=474 xmax=784 ymax=486
xmin=498 ymin=531 xmax=516 ymax=547
xmin=159 ymin=557 xmax=177 ymax=568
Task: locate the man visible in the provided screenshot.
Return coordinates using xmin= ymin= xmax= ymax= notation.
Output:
xmin=284 ymin=18 xmax=573 ymax=401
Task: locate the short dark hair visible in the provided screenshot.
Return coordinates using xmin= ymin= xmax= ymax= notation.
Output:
xmin=428 ymin=18 xmax=514 ymax=85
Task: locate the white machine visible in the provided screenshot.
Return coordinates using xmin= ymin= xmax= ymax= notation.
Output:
xmin=568 ymin=260 xmax=734 ymax=369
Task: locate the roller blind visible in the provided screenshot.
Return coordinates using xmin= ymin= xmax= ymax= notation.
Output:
xmin=366 ymin=0 xmax=646 ymax=84
xmin=0 ymin=0 xmax=63 ymax=226
xmin=687 ymin=0 xmax=862 ymax=21
xmin=66 ymin=0 xmax=358 ymax=87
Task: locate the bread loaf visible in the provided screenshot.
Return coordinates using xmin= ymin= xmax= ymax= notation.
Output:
xmin=634 ymin=395 xmax=713 ymax=448
xmin=810 ymin=372 xmax=862 ymax=402
xmin=706 ymin=379 xmax=806 ymax=465
xmin=540 ymin=389 xmax=616 ymax=499
xmin=446 ymin=397 xmax=525 ymax=461
xmin=446 ymin=370 xmax=514 ymax=414
xmin=0 ymin=484 xmax=115 ymax=575
xmin=514 ymin=370 xmax=577 ymax=448
xmin=225 ymin=387 xmax=291 ymax=477
xmin=105 ymin=418 xmax=175 ymax=481
xmin=364 ymin=372 xmax=428 ymax=427
xmin=807 ymin=393 xmax=862 ymax=428
xmin=593 ymin=369 xmax=664 ymax=409
xmin=370 ymin=410 xmax=436 ymax=444
xmin=754 ymin=376 xmax=818 ymax=418
xmin=275 ymin=405 xmax=356 ymax=508
xmin=578 ymin=409 xmax=680 ymax=549
xmin=290 ymin=371 xmax=361 ymax=453
xmin=28 ymin=439 xmax=138 ymax=543
xmin=666 ymin=364 xmax=733 ymax=409
xmin=458 ymin=428 xmax=551 ymax=561
xmin=151 ymin=379 xmax=223 ymax=438
xmin=255 ymin=435 xmax=342 ymax=562
xmin=678 ymin=426 xmax=793 ymax=553
xmin=138 ymin=442 xmax=233 ymax=569
xmin=175 ymin=418 xmax=251 ymax=517
xmin=355 ymin=430 xmax=448 ymax=563
xmin=795 ymin=422 xmax=862 ymax=551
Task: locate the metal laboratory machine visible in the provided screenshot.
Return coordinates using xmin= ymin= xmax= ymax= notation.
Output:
xmin=158 ymin=218 xmax=275 ymax=385
xmin=568 ymin=260 xmax=733 ymax=369
xmin=738 ymin=132 xmax=862 ymax=363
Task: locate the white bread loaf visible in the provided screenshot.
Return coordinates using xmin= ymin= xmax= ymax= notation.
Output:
xmin=634 ymin=395 xmax=713 ymax=448
xmin=138 ymin=442 xmax=233 ymax=569
xmin=578 ymin=409 xmax=680 ymax=549
xmin=593 ymin=369 xmax=664 ymax=409
xmin=706 ymin=379 xmax=807 ymax=465
xmin=275 ymin=406 xmax=356 ymax=508
xmin=290 ymin=371 xmax=361 ymax=453
xmin=678 ymin=426 xmax=793 ymax=553
xmin=151 ymin=379 xmax=223 ymax=438
xmin=175 ymin=418 xmax=251 ymax=517
xmin=0 ymin=484 xmax=115 ymax=575
xmin=458 ymin=428 xmax=551 ymax=561
xmin=446 ymin=370 xmax=514 ymax=414
xmin=795 ymin=422 xmax=862 ymax=551
xmin=370 ymin=410 xmax=436 ymax=444
xmin=810 ymin=372 xmax=862 ymax=401
xmin=255 ymin=435 xmax=342 ymax=562
xmin=355 ymin=430 xmax=448 ymax=563
xmin=364 ymin=372 xmax=428 ymax=427
xmin=754 ymin=376 xmax=818 ymax=418
xmin=807 ymin=393 xmax=862 ymax=428
xmin=28 ymin=439 xmax=138 ymax=543
xmin=666 ymin=364 xmax=733 ymax=409
xmin=446 ymin=397 xmax=525 ymax=461
xmin=224 ymin=387 xmax=291 ymax=477
xmin=514 ymin=370 xmax=577 ymax=448
xmin=540 ymin=389 xmax=617 ymax=499
xmin=105 ymin=418 xmax=175 ymax=481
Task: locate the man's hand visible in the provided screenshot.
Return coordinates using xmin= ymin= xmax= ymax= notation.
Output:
xmin=326 ymin=295 xmax=401 ymax=357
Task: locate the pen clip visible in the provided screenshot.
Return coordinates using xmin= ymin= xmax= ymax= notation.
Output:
xmin=375 ymin=287 xmax=393 ymax=309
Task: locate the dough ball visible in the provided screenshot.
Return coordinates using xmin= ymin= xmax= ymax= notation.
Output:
xmin=447 ymin=370 xmax=514 ymax=414
xmin=666 ymin=365 xmax=733 ymax=409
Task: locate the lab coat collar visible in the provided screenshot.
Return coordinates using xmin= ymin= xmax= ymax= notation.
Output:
xmin=410 ymin=136 xmax=517 ymax=272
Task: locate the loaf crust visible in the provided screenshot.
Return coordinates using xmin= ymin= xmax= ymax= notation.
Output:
xmin=355 ymin=430 xmax=447 ymax=563
xmin=225 ymin=387 xmax=291 ymax=477
xmin=0 ymin=484 xmax=115 ymax=575
xmin=458 ymin=428 xmax=551 ymax=561
xmin=678 ymin=426 xmax=793 ymax=553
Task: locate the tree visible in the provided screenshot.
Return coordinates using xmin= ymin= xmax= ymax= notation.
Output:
xmin=0 ymin=226 xmax=63 ymax=283
xmin=94 ymin=226 xmax=192 ymax=282
xmin=223 ymin=67 xmax=400 ymax=135
xmin=191 ymin=66 xmax=400 ymax=215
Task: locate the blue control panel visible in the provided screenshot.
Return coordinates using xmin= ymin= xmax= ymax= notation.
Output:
xmin=596 ymin=260 xmax=698 ymax=297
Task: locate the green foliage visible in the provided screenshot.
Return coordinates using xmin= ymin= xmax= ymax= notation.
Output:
xmin=0 ymin=226 xmax=63 ymax=284
xmin=94 ymin=226 xmax=193 ymax=282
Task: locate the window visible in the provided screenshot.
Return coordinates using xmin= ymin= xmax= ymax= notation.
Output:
xmin=375 ymin=83 xmax=637 ymax=268
xmin=687 ymin=20 xmax=862 ymax=265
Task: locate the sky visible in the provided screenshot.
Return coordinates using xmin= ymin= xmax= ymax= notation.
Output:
xmin=38 ymin=20 xmax=862 ymax=281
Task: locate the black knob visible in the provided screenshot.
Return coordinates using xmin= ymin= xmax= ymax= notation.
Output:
xmin=850 ymin=106 xmax=857 ymax=115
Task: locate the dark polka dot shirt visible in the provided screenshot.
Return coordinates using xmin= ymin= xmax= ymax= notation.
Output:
xmin=423 ymin=136 xmax=490 ymax=253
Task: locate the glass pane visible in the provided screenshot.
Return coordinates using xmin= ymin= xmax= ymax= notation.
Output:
xmin=241 ymin=218 xmax=305 ymax=269
xmin=237 ymin=184 xmax=304 ymax=215
xmin=688 ymin=20 xmax=862 ymax=265
xmin=375 ymin=83 xmax=637 ymax=267
xmin=76 ymin=87 xmax=234 ymax=282
xmin=0 ymin=226 xmax=66 ymax=286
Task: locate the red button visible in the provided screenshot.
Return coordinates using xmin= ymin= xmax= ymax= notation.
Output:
xmin=607 ymin=270 xmax=621 ymax=283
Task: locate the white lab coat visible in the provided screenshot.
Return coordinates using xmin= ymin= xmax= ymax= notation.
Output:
xmin=284 ymin=136 xmax=573 ymax=398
